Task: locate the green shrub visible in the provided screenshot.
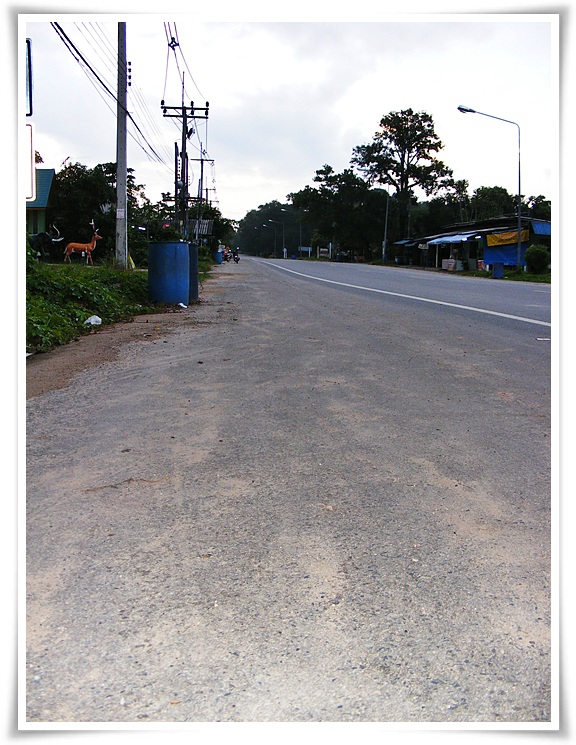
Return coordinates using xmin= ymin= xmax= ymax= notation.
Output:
xmin=26 ymin=263 xmax=155 ymax=353
xmin=26 ymin=256 xmax=214 ymax=353
xmin=525 ymin=244 xmax=551 ymax=274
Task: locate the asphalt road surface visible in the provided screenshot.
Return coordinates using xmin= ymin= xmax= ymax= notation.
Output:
xmin=25 ymin=259 xmax=552 ymax=725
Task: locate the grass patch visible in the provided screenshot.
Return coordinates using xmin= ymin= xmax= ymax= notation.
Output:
xmin=26 ymin=263 xmax=211 ymax=354
xmin=463 ymin=268 xmax=551 ymax=283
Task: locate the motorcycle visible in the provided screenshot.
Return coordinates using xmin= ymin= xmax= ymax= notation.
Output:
xmin=233 ymin=253 xmax=240 ymax=263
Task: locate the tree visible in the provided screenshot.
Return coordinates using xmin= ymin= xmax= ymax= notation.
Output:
xmin=351 ymin=109 xmax=453 ymax=237
xmin=470 ymin=185 xmax=515 ymax=221
xmin=526 ymin=195 xmax=551 ymax=221
xmin=236 ymin=201 xmax=289 ymax=257
xmin=289 ymin=165 xmax=388 ymax=259
xmin=47 ymin=162 xmax=116 ymax=261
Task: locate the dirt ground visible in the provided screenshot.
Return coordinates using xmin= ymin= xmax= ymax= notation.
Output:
xmin=26 ymin=305 xmax=203 ymax=399
xmin=25 ymin=261 xmax=552 ymax=723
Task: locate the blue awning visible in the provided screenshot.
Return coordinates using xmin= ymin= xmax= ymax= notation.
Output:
xmin=426 ymin=232 xmax=477 ymax=245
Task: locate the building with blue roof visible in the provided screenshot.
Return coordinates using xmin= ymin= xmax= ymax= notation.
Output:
xmin=26 ymin=168 xmax=56 ymax=235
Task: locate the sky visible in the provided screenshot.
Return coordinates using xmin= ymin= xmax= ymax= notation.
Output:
xmin=20 ymin=10 xmax=559 ymax=224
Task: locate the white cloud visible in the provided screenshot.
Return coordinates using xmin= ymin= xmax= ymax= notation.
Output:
xmin=24 ymin=14 xmax=558 ymax=222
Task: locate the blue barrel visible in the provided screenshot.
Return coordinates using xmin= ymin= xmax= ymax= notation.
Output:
xmin=189 ymin=243 xmax=199 ymax=303
xmin=148 ymin=242 xmax=190 ymax=304
xmin=492 ymin=262 xmax=505 ymax=279
xmin=213 ymin=249 xmax=223 ymax=265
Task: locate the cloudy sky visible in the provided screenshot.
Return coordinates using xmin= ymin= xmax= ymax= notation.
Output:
xmin=21 ymin=9 xmax=558 ymax=224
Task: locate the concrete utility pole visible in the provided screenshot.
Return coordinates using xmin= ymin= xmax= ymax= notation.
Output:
xmin=115 ymin=22 xmax=128 ymax=268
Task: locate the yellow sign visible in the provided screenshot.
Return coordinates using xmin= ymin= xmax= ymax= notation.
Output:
xmin=486 ymin=229 xmax=529 ymax=246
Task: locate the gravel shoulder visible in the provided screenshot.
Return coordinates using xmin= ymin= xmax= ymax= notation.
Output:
xmin=26 ymin=304 xmax=207 ymax=399
xmin=24 ymin=261 xmax=552 ymax=725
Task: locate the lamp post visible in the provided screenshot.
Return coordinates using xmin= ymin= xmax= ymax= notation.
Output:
xmin=262 ymin=223 xmax=276 ymax=257
xmin=382 ymin=190 xmax=390 ymax=263
xmin=281 ymin=207 xmax=303 ymax=257
xmin=268 ymin=219 xmax=285 ymax=258
xmin=457 ymin=104 xmax=522 ymax=269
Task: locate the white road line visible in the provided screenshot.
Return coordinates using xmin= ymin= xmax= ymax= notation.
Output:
xmin=262 ymin=262 xmax=552 ymax=328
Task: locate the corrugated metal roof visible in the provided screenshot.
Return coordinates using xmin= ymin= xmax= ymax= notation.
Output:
xmin=26 ymin=169 xmax=55 ymax=208
xmin=531 ymin=220 xmax=551 ymax=235
xmin=426 ymin=232 xmax=478 ymax=245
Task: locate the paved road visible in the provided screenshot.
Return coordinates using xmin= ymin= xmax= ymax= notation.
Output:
xmin=258 ymin=258 xmax=552 ymax=325
xmin=25 ymin=260 xmax=552 ymax=725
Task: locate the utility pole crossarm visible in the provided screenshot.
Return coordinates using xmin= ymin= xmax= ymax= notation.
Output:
xmin=160 ymin=100 xmax=211 ymax=238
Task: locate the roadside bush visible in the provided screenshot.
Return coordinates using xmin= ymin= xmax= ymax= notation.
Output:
xmin=524 ymin=244 xmax=551 ymax=274
xmin=26 ymin=255 xmax=214 ymax=354
xmin=26 ymin=263 xmax=155 ymax=353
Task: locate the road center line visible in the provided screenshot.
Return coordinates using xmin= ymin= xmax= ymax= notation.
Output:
xmin=262 ymin=261 xmax=551 ymax=328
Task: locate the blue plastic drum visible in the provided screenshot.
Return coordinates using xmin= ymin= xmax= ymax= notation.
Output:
xmin=148 ymin=242 xmax=190 ymax=304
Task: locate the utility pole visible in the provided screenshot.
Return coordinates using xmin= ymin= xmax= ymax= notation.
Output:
xmin=174 ymin=142 xmax=180 ymax=224
xmin=115 ymin=22 xmax=128 ymax=268
xmin=161 ymin=99 xmax=209 ymax=237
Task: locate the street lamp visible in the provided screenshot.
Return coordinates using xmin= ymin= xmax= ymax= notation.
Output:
xmin=268 ymin=219 xmax=285 ymax=258
xmin=282 ymin=207 xmax=310 ymax=259
xmin=457 ymin=104 xmax=522 ymax=269
xmin=262 ymin=223 xmax=276 ymax=257
xmin=382 ymin=190 xmax=390 ymax=263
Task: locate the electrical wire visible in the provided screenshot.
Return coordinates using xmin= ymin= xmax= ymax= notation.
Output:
xmin=52 ymin=21 xmax=220 ymax=208
xmin=75 ymin=22 xmax=117 ymax=82
xmin=161 ymin=22 xmax=215 ymax=193
xmin=51 ymin=23 xmax=117 ymax=103
xmin=173 ymin=24 xmax=206 ymax=101
xmin=51 ymin=22 xmax=168 ymax=166
xmin=96 ymin=23 xmax=173 ymax=165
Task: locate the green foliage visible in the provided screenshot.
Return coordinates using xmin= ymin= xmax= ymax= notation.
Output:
xmin=526 ymin=195 xmax=551 ymax=221
xmin=471 ymin=186 xmax=516 ymax=220
xmin=236 ymin=200 xmax=310 ymax=257
xmin=26 ymin=263 xmax=156 ymax=353
xmin=351 ymin=109 xmax=453 ymax=237
xmin=524 ymin=244 xmax=551 ymax=274
xmin=45 ymin=161 xmax=237 ymax=269
xmin=288 ymin=166 xmax=389 ymax=259
xmin=26 ymin=234 xmax=40 ymax=271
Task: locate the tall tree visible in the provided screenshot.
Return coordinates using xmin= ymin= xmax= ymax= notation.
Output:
xmin=351 ymin=109 xmax=453 ymax=237
xmin=525 ymin=195 xmax=551 ymax=221
xmin=470 ymin=185 xmax=515 ymax=221
xmin=289 ymin=165 xmax=387 ymax=258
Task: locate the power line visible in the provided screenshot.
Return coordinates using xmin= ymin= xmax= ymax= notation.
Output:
xmin=51 ymin=22 xmax=167 ymax=165
xmin=51 ymin=21 xmax=220 ymax=209
xmin=51 ymin=22 xmax=117 ymax=102
xmin=173 ymin=24 xmax=206 ymax=100
xmin=75 ymin=22 xmax=117 ymax=82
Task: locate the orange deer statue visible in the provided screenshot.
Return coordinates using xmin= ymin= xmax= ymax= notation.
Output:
xmin=64 ymin=228 xmax=102 ymax=265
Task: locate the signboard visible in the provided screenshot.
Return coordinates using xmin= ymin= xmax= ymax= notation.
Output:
xmin=26 ymin=123 xmax=35 ymax=202
xmin=26 ymin=39 xmax=33 ymax=116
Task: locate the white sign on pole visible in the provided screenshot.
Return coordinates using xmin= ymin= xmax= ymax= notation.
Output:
xmin=26 ymin=123 xmax=35 ymax=202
